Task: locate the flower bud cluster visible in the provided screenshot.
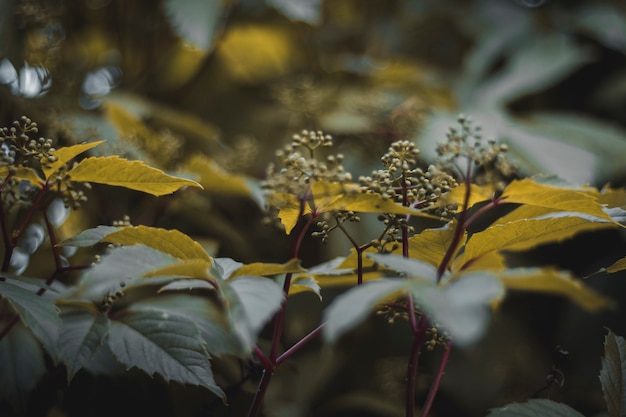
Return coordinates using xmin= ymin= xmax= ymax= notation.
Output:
xmin=436 ymin=114 xmax=517 ymax=186
xmin=312 ymin=210 xmax=361 ymax=243
xmin=425 ymin=325 xmax=450 ymax=351
xmin=0 ymin=116 xmax=58 ymax=171
xmin=263 ymin=130 xmax=352 ymax=199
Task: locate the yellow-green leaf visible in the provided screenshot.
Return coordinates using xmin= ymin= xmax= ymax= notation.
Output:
xmin=499 ymin=268 xmax=614 ymax=312
xmin=463 ymin=217 xmax=615 ymax=264
xmin=453 ymin=251 xmax=507 ymax=273
xmin=0 ymin=166 xmax=43 ymax=186
xmin=103 ymin=226 xmax=212 ymax=261
xmin=597 ymin=185 xmax=626 ymax=209
xmin=68 ymin=156 xmax=202 ymax=196
xmin=316 ymin=271 xmax=383 ymax=287
xmin=230 ymin=258 xmax=305 ymax=280
xmin=185 ymin=154 xmax=251 ymax=197
xmin=43 ymin=141 xmax=105 ymax=180
xmin=501 ymin=178 xmax=612 ymax=221
xmin=143 ymin=259 xmax=214 ymax=280
xmin=398 ymin=221 xmax=462 ymax=269
xmin=606 ymin=256 xmax=626 ymax=274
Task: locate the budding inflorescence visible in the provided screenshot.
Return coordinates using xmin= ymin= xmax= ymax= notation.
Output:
xmin=0 ymin=116 xmax=58 ymax=172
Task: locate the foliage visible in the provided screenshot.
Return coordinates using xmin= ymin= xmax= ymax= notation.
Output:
xmin=2 ymin=1 xmax=626 ymax=417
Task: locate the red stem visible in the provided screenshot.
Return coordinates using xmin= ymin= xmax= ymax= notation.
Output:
xmin=419 ymin=342 xmax=452 ymax=417
xmin=276 ymin=322 xmax=325 ymax=365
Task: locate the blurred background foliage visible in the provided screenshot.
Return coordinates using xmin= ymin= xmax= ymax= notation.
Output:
xmin=1 ymin=0 xmax=626 ymax=416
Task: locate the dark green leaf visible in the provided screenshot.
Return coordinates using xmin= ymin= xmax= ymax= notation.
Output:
xmin=488 ymin=398 xmax=585 ymax=417
xmin=107 ymin=309 xmax=225 ymax=399
xmin=58 ymin=308 xmax=110 ymax=381
xmin=0 ymin=322 xmax=46 ymax=412
xmin=0 ymin=279 xmax=61 ymax=357
xmin=600 ymin=329 xmax=626 ymax=417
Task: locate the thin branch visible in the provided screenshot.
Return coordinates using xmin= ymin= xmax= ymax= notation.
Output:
xmin=276 ymin=322 xmax=325 ymax=365
xmin=419 ymin=342 xmax=452 ymax=417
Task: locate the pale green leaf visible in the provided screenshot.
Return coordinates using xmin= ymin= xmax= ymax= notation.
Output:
xmin=323 ymin=279 xmax=408 ymax=343
xmin=211 ymin=257 xmax=244 ymax=280
xmin=224 ymin=276 xmax=284 ymax=352
xmin=413 ymin=272 xmax=503 ymax=346
xmin=367 ymin=253 xmax=438 ymax=284
xmin=108 ymin=309 xmax=225 ymax=398
xmin=289 ymin=276 xmax=321 ymax=298
xmin=600 ymin=329 xmax=626 ymax=417
xmin=164 ymin=0 xmax=222 ymax=50
xmin=0 ymin=279 xmax=61 ymax=357
xmin=266 ymin=0 xmax=322 ymax=25
xmin=488 ymin=398 xmax=585 ymax=417
xmin=58 ymin=308 xmax=110 ymax=381
xmin=0 ymin=323 xmax=46 ymax=412
xmin=58 ymin=225 xmax=121 ymax=247
xmin=68 ymin=156 xmax=202 ymax=196
xmin=43 ymin=140 xmax=105 ymax=180
xmin=499 ymin=268 xmax=613 ymax=312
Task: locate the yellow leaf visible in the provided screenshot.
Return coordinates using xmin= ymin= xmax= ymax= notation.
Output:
xmin=463 ymin=217 xmax=615 ymax=264
xmin=0 ymin=166 xmax=43 ymax=186
xmin=501 ymin=178 xmax=612 ymax=221
xmin=337 ymin=247 xmax=377 ymax=270
xmin=606 ymin=256 xmax=626 ymax=274
xmin=103 ymin=226 xmax=212 ymax=261
xmin=68 ymin=156 xmax=202 ymax=196
xmin=452 ymin=251 xmax=507 ymax=273
xmin=185 ymin=154 xmax=251 ymax=197
xmin=597 ymin=185 xmax=626 ymax=209
xmin=272 ymin=181 xmax=440 ymax=234
xmin=499 ymin=268 xmax=614 ymax=312
xmin=143 ymin=259 xmax=214 ymax=280
xmin=160 ymin=39 xmax=208 ymax=90
xmin=230 ymin=258 xmax=305 ymax=280
xmin=215 ymin=24 xmax=299 ymax=83
xmin=316 ymin=271 xmax=383 ymax=287
xmin=43 ymin=141 xmax=105 ymax=180
xmin=402 ymin=221 xmax=463 ymax=269
xmin=441 ymin=184 xmax=495 ymax=211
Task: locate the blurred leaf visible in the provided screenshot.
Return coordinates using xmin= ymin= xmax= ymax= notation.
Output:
xmin=185 ymin=154 xmax=252 ymax=197
xmin=108 ymin=309 xmax=225 ymax=399
xmin=598 ymin=185 xmax=626 ymax=209
xmin=488 ymin=398 xmax=585 ymax=417
xmin=289 ymin=276 xmax=321 ymax=298
xmin=224 ymin=276 xmax=284 ymax=352
xmin=230 ymin=258 xmax=305 ymax=280
xmin=68 ymin=156 xmax=202 ymax=196
xmin=58 ymin=308 xmax=110 ymax=381
xmin=0 ymin=278 xmax=61 ymax=358
xmin=59 ymin=225 xmax=120 ymax=247
xmin=215 ymin=24 xmax=300 ymax=83
xmin=606 ymin=257 xmax=626 ymax=274
xmin=413 ymin=272 xmax=504 ymax=346
xmin=164 ymin=0 xmax=223 ymax=50
xmin=600 ymin=329 xmax=626 ymax=417
xmin=0 ymin=166 xmax=43 ymax=186
xmin=323 ymin=279 xmax=407 ymax=343
xmin=499 ymin=268 xmax=613 ymax=312
xmin=159 ymin=40 xmax=209 ymax=91
xmin=575 ymin=3 xmax=626 ymax=53
xmin=0 ymin=323 xmax=46 ymax=412
xmin=266 ymin=0 xmax=322 ymax=25
xmin=44 ymin=141 xmax=105 ymax=180
xmin=367 ymin=253 xmax=438 ymax=284
xmin=441 ymin=184 xmax=496 ymax=211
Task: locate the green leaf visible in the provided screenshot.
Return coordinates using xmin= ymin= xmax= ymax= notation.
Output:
xmin=43 ymin=140 xmax=105 ymax=180
xmin=488 ymin=398 xmax=585 ymax=417
xmin=68 ymin=156 xmax=202 ymax=196
xmin=0 ymin=322 xmax=47 ymax=412
xmin=107 ymin=309 xmax=225 ymax=399
xmin=600 ymin=329 xmax=626 ymax=417
xmin=0 ymin=279 xmax=61 ymax=357
xmin=266 ymin=0 xmax=322 ymax=25
xmin=323 ymin=279 xmax=408 ymax=343
xmin=58 ymin=308 xmax=110 ymax=381
xmin=163 ymin=0 xmax=223 ymax=50
xmin=224 ymin=276 xmax=284 ymax=352
xmin=367 ymin=253 xmax=438 ymax=284
xmin=499 ymin=268 xmax=613 ymax=312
